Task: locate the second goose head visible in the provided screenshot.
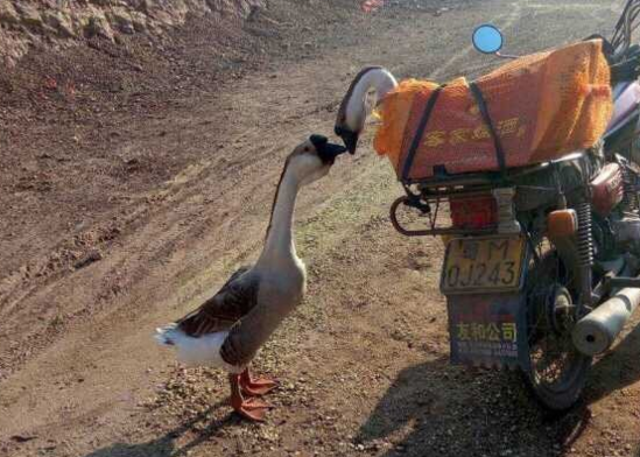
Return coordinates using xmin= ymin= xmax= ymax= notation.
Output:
xmin=334 ymin=66 xmax=398 ymax=154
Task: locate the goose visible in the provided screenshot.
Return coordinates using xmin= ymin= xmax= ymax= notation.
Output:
xmin=334 ymin=66 xmax=398 ymax=154
xmin=155 ymin=135 xmax=348 ymax=422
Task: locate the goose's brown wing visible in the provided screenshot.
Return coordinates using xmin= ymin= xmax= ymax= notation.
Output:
xmin=176 ymin=266 xmax=259 ymax=337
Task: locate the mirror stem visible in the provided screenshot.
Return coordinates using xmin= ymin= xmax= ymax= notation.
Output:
xmin=496 ymin=51 xmax=520 ymax=60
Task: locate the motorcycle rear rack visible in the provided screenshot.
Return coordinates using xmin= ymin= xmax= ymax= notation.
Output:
xmin=389 ymin=194 xmax=498 ymax=237
xmin=391 ymin=151 xmax=595 ymax=238
xmin=405 ymin=152 xmax=587 ymax=190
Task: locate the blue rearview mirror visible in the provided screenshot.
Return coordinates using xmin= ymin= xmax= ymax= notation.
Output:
xmin=472 ymin=24 xmax=504 ymax=55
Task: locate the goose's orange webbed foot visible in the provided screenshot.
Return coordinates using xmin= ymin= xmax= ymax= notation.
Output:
xmin=239 ymin=368 xmax=278 ymax=397
xmin=229 ymin=373 xmax=273 ymax=422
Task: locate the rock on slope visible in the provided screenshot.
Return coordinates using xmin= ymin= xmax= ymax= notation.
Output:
xmin=0 ymin=0 xmax=266 ymax=65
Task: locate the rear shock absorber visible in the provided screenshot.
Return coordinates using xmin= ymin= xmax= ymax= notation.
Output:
xmin=576 ymin=201 xmax=594 ymax=309
xmin=622 ymin=164 xmax=640 ymax=213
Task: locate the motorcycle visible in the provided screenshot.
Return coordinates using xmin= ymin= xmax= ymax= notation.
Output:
xmin=388 ymin=0 xmax=640 ymax=410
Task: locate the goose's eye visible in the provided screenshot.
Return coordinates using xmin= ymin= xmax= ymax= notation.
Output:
xmin=303 ymin=147 xmax=310 ymax=153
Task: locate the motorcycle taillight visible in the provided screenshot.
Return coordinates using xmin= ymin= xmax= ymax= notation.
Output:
xmin=449 ymin=195 xmax=497 ymax=229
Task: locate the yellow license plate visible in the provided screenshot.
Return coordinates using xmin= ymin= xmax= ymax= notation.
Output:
xmin=441 ymin=236 xmax=526 ymax=294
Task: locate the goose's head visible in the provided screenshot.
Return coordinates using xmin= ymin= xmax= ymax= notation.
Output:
xmin=286 ymin=134 xmax=347 ymax=186
xmin=334 ymin=66 xmax=398 ymax=154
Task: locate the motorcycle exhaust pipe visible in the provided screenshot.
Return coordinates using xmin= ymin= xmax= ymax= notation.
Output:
xmin=572 ymin=281 xmax=640 ymax=356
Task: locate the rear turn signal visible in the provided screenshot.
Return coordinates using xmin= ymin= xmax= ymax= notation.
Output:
xmin=547 ymin=209 xmax=578 ymax=239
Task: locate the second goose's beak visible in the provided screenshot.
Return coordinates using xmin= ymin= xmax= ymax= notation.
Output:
xmin=310 ymin=134 xmax=348 ymax=164
xmin=334 ymin=126 xmax=359 ymax=155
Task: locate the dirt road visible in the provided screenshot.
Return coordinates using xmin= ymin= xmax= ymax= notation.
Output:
xmin=1 ymin=1 xmax=638 ymax=456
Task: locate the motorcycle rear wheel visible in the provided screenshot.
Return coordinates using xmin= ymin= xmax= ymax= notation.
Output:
xmin=522 ymin=241 xmax=592 ymax=411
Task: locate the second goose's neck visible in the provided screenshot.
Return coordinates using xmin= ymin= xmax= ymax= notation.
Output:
xmin=259 ymin=166 xmax=300 ymax=264
xmin=346 ymin=67 xmax=398 ymax=129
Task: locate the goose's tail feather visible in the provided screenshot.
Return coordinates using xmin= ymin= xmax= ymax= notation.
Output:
xmin=154 ymin=324 xmax=237 ymax=371
xmin=155 ymin=323 xmax=179 ymax=346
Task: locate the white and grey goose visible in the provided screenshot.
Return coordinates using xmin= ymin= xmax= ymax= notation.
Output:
xmin=155 ymin=135 xmax=348 ymax=422
xmin=334 ymin=66 xmax=398 ymax=154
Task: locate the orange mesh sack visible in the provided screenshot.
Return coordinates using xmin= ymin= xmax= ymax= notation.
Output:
xmin=373 ymin=39 xmax=613 ymax=181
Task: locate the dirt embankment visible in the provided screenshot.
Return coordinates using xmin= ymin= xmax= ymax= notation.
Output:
xmin=0 ymin=0 xmax=266 ymax=65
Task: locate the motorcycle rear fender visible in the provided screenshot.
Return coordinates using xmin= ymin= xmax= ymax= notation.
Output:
xmin=447 ymin=293 xmax=530 ymax=371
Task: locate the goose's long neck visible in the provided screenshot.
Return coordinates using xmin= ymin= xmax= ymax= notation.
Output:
xmin=260 ymin=165 xmax=300 ymax=263
xmin=345 ymin=67 xmax=398 ymax=129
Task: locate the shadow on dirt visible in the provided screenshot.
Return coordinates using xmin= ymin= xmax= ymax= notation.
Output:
xmin=586 ymin=324 xmax=640 ymax=404
xmin=357 ymin=325 xmax=640 ymax=457
xmin=84 ymin=401 xmax=235 ymax=457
